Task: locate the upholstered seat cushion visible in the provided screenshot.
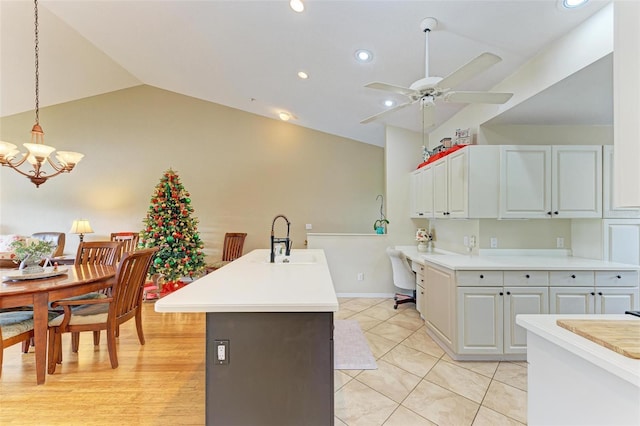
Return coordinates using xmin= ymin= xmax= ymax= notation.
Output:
xmin=0 ymin=311 xmax=34 ymax=339
xmin=48 ymin=303 xmax=109 ymax=327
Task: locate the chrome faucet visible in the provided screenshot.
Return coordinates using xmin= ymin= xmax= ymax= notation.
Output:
xmin=270 ymin=214 xmax=291 ymax=263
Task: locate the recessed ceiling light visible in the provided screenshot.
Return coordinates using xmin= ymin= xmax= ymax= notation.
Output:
xmin=561 ymin=0 xmax=589 ymax=8
xmin=355 ymin=49 xmax=373 ymax=63
xmin=384 ymin=100 xmax=395 ymax=107
xmin=279 ymin=112 xmax=291 ymax=121
xmin=297 ymin=71 xmax=309 ymax=79
xmin=290 ymin=0 xmax=304 ymax=13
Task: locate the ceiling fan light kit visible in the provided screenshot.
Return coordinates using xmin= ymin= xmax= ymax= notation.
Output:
xmin=361 ymin=17 xmax=514 ymax=129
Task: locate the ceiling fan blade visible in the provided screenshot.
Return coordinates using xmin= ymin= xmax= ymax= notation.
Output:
xmin=364 ymin=82 xmax=416 ymax=96
xmin=444 ymin=91 xmax=513 ymax=104
xmin=360 ymin=101 xmax=414 ymax=124
xmin=437 ymin=52 xmax=502 ymax=90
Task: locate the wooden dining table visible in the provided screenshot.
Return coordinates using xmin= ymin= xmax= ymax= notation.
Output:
xmin=0 ymin=264 xmax=116 ymax=384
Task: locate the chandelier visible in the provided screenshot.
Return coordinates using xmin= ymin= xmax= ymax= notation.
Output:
xmin=0 ymin=0 xmax=83 ymax=188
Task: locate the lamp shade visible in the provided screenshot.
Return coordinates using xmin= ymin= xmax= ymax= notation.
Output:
xmin=69 ymin=219 xmax=94 ymax=235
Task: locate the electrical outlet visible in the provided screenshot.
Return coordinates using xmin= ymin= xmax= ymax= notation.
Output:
xmin=357 ymin=272 xmax=364 ymax=281
xmin=305 ymin=223 xmax=312 ymax=230
xmin=469 ymin=235 xmax=476 ymax=248
xmin=463 ymin=236 xmax=469 ymax=247
xmin=490 ymin=237 xmax=498 ymax=248
xmin=557 ymin=237 xmax=564 ymax=249
xmin=214 ymin=340 xmax=229 ymax=365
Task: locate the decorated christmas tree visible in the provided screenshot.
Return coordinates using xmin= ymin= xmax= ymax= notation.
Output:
xmin=139 ymin=169 xmax=206 ymax=284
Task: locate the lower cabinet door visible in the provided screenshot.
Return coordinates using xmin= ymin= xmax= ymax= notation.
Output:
xmin=457 ymin=287 xmax=503 ymax=355
xmin=416 ymin=283 xmax=425 ymax=316
xmin=503 ymin=287 xmax=549 ymax=354
xmin=595 ymin=287 xmax=638 ymax=313
xmin=549 ymin=287 xmax=594 ymax=314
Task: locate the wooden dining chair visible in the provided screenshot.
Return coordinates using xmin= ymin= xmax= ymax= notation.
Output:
xmin=110 ymin=232 xmax=140 ymax=261
xmin=75 ymin=241 xmax=121 ymax=267
xmin=206 ymin=233 xmax=247 ymax=272
xmin=47 ymin=247 xmax=159 ymax=374
xmin=0 ymin=311 xmax=34 ymax=377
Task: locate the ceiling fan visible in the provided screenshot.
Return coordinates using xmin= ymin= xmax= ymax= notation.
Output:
xmin=361 ymin=17 xmax=513 ymax=127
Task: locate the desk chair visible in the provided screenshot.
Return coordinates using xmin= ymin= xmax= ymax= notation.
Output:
xmin=206 ymin=233 xmax=247 ymax=272
xmin=386 ymin=247 xmax=416 ymax=309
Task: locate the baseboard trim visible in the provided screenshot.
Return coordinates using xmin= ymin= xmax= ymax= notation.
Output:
xmin=336 ymin=292 xmax=394 ymax=298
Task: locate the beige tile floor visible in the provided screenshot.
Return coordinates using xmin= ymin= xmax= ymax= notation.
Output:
xmin=334 ymin=297 xmax=528 ymax=426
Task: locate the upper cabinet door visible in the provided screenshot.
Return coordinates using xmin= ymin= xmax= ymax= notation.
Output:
xmin=433 ymin=159 xmax=449 ymax=218
xmin=500 ymin=146 xmax=552 ymax=219
xmin=552 ymin=146 xmax=602 ymax=218
xmin=603 ymin=146 xmax=640 ymax=218
xmin=447 ymin=149 xmax=469 ymax=218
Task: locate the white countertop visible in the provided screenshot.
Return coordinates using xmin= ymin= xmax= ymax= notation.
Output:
xmin=517 ymin=314 xmax=640 ymax=387
xmin=154 ymin=249 xmax=338 ymax=313
xmin=397 ymin=246 xmax=640 ymax=271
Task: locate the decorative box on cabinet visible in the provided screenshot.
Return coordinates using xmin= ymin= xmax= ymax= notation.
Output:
xmin=499 ymin=145 xmax=602 ymax=219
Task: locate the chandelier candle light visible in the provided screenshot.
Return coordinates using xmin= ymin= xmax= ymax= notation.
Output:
xmin=0 ymin=0 xmax=83 ymax=188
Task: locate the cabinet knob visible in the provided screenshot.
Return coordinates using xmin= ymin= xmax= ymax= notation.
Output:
xmin=571 ymin=274 xmax=576 ymax=279
xmin=418 ymin=213 xmax=423 ymax=216
xmin=479 ymin=274 xmax=484 ymax=279
xmin=525 ymin=274 xmax=530 ymax=279
xmin=590 ymin=292 xmax=596 ymax=296
xmin=598 ymin=292 xmax=603 ymax=296
xmin=617 ymin=275 xmax=622 ymax=279
xmin=554 ymin=211 xmax=559 ymax=215
xmin=499 ymin=292 xmax=504 ymax=296
xmin=547 ymin=211 xmax=552 ymax=216
xmin=506 ymin=291 xmax=511 ymax=295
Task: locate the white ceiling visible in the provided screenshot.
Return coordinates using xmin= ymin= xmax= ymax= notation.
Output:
xmin=0 ymin=0 xmax=612 ymax=147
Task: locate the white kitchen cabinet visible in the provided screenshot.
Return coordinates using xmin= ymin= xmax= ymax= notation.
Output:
xmin=457 ymin=287 xmax=503 ymax=355
xmin=603 ymin=146 xmax=640 ymax=218
xmin=430 ymin=145 xmax=500 ymax=219
xmin=499 ymin=145 xmax=602 ymax=219
xmin=424 ymin=263 xmax=455 ymax=349
xmin=603 ymin=219 xmax=640 ymax=265
xmin=549 ymin=270 xmax=638 ymax=314
xmin=457 ymin=284 xmax=548 ymax=355
xmin=410 ymin=166 xmax=434 ymax=218
xmin=412 ymin=261 xmax=426 ymax=317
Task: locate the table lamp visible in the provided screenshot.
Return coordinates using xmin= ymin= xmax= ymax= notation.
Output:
xmin=69 ymin=219 xmax=94 ymax=242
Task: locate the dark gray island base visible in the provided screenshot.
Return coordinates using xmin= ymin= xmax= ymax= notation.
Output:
xmin=206 ymin=311 xmax=334 ymax=426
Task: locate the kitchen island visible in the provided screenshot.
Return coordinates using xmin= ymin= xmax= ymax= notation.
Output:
xmin=517 ymin=314 xmax=640 ymax=426
xmin=155 ymin=249 xmax=339 ymax=426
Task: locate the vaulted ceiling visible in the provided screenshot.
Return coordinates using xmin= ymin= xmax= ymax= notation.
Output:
xmin=0 ymin=0 xmax=612 ymax=147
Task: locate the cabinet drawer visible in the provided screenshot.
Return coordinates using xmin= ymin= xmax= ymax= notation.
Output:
xmin=457 ymin=271 xmax=503 ymax=286
xmin=549 ymin=271 xmax=594 ymax=286
xmin=416 ymin=273 xmax=425 ymax=286
xmin=503 ymin=270 xmax=549 ymax=286
xmin=411 ymin=261 xmax=425 ymax=274
xmin=595 ymin=271 xmax=639 ymax=287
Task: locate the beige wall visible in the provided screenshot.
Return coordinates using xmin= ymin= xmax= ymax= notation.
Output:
xmin=0 ymin=85 xmax=384 ymax=262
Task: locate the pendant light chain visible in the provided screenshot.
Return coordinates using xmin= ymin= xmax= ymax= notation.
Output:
xmin=34 ymin=0 xmax=39 ymax=125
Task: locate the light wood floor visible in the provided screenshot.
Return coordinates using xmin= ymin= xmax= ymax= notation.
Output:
xmin=0 ymin=303 xmax=206 ymax=425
